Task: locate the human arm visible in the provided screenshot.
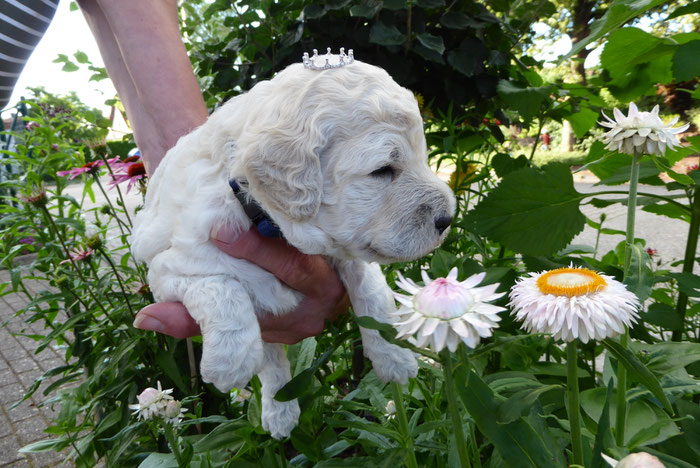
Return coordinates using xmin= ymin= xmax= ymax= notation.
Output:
xmin=78 ymin=0 xmax=348 ymax=343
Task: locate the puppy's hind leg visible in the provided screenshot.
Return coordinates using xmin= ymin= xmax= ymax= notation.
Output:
xmin=259 ymin=342 xmax=300 ymax=439
xmin=182 ymin=276 xmax=263 ymax=392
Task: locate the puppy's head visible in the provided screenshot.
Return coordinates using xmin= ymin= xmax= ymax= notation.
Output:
xmin=235 ymin=60 xmax=456 ymax=263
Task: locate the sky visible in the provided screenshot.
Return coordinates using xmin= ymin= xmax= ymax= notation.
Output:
xmin=3 ymin=1 xmax=116 ymax=114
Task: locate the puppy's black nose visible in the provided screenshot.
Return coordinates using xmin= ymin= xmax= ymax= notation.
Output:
xmin=434 ymin=216 xmax=452 ymax=235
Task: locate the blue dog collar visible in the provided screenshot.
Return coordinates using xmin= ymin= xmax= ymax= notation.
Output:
xmin=229 ymin=179 xmax=283 ymax=238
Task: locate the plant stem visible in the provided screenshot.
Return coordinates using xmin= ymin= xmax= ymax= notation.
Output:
xmin=163 ymin=423 xmax=184 ymax=466
xmin=91 ymin=174 xmax=130 ymax=234
xmin=624 ymin=152 xmax=641 ymax=271
xmin=672 ymin=189 xmax=700 ymax=341
xmin=617 ymin=151 xmax=640 ymax=445
xmin=97 ymin=246 xmax=135 ymax=319
xmin=442 ymin=350 xmax=471 ymax=468
xmin=391 ymin=382 xmax=418 ymax=468
xmin=566 ymin=341 xmax=584 ymax=466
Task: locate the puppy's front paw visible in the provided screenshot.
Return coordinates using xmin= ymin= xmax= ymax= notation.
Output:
xmin=200 ymin=334 xmax=264 ymax=392
xmin=368 ymin=344 xmax=418 ymax=384
xmin=261 ymin=397 xmax=301 ymax=439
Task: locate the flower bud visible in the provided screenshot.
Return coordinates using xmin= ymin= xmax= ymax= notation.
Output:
xmin=616 ymin=452 xmax=665 ymax=468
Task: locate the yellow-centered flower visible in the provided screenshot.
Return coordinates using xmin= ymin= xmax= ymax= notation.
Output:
xmin=509 ymin=267 xmax=640 ymax=343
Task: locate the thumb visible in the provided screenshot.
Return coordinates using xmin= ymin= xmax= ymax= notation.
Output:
xmin=133 ymin=302 xmax=201 ymax=339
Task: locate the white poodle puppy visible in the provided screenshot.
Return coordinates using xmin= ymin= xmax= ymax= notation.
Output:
xmin=131 ymin=58 xmax=456 ymax=438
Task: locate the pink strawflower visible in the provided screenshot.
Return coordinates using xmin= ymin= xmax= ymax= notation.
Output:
xmin=59 ymin=248 xmax=93 ymax=265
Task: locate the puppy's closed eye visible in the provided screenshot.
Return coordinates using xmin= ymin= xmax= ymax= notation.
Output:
xmin=370 ymin=165 xmax=395 ymax=180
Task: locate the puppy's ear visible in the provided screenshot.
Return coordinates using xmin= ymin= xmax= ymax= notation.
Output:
xmin=240 ymin=124 xmax=323 ymax=221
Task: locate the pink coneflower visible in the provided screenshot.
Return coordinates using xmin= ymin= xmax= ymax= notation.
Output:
xmin=59 ymin=248 xmax=93 ymax=265
xmin=109 ymin=160 xmax=146 ymax=193
xmin=57 ymin=161 xmax=104 ymax=180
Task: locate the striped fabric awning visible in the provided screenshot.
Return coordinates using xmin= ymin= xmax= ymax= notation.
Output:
xmin=0 ymin=0 xmax=59 ymax=110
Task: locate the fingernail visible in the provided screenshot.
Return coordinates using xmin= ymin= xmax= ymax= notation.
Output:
xmin=211 ymin=224 xmax=241 ymax=244
xmin=133 ymin=313 xmax=166 ymax=333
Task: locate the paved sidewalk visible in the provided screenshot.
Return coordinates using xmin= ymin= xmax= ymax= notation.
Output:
xmin=0 ymin=272 xmax=65 ymax=467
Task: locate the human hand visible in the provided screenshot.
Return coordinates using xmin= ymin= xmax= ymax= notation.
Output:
xmin=132 ymin=227 xmax=349 ymax=344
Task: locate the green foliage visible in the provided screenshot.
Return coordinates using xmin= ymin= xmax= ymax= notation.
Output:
xmin=466 ymin=163 xmax=586 ymax=256
xmin=2 ymin=0 xmax=699 ymax=466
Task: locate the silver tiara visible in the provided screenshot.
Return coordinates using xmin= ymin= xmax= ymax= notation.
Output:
xmin=302 ymin=47 xmax=354 ymax=71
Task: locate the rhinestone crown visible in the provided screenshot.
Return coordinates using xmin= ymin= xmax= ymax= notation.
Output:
xmin=302 ymin=47 xmax=354 ymax=71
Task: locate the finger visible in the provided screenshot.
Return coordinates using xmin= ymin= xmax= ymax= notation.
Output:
xmin=212 ymin=226 xmax=339 ymax=297
xmin=133 ymin=302 xmax=201 ymax=339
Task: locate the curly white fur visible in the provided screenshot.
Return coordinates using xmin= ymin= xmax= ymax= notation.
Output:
xmin=131 ymin=60 xmax=455 ymax=439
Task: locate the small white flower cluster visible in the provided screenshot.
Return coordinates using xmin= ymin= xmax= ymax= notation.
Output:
xmin=599 ymin=103 xmax=688 ymax=156
xmin=129 ymin=382 xmax=186 ymax=424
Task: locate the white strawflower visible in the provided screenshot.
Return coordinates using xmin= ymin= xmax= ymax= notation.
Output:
xmin=128 ymin=381 xmax=174 ymax=421
xmin=162 ymin=400 xmax=186 ymax=424
xmin=599 ymin=103 xmax=688 ymax=155
xmin=392 ymin=268 xmax=506 ymax=352
xmin=602 ymin=452 xmax=666 ymax=467
xmin=509 ymin=267 xmax=640 ymax=343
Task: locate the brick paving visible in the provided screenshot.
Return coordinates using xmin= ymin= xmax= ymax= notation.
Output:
xmin=0 ymin=273 xmax=66 ymax=467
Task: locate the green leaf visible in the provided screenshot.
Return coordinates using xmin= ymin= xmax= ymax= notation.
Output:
xmin=591 ymin=380 xmax=615 ymax=468
xmin=455 ymin=368 xmax=563 ymax=467
xmin=642 ymin=202 xmax=690 ymax=222
xmin=566 ymin=0 xmax=669 ymax=58
xmin=430 ymin=249 xmax=458 ymax=277
xmin=496 ymin=81 xmax=550 ymax=122
xmin=440 ymin=12 xmax=482 ymax=29
xmin=448 ymin=43 xmax=487 ymax=77
xmin=601 ymin=28 xmax=664 ymax=86
xmin=642 ymin=342 xmax=700 ymax=376
xmin=668 ymin=2 xmax=700 ymax=19
xmin=303 ymin=4 xmax=325 ymax=19
xmin=154 ymin=347 xmax=189 ymax=393
xmin=349 ymin=4 xmax=381 ymax=17
xmin=497 ymin=384 xmax=562 ymax=424
xmin=415 ymin=0 xmax=446 ymax=7
xmin=369 ymin=23 xmax=406 ymax=46
xmin=491 ymin=153 xmax=528 ymax=178
xmin=602 ymin=338 xmax=673 ymax=414
xmin=19 ymin=437 xmax=70 ymax=453
xmin=74 ymin=51 xmax=89 ymax=64
xmin=676 ymin=400 xmax=700 ymax=458
xmin=416 ymin=33 xmax=445 ymax=55
xmin=624 ymin=243 xmax=654 ymax=302
xmin=565 ymin=106 xmax=599 ymax=139
xmin=292 ymin=337 xmax=317 ymax=377
xmin=355 ymin=315 xmax=397 ymax=337
xmin=275 ymin=342 xmax=338 ymax=401
xmin=668 ymin=272 xmax=700 ymax=298
xmin=465 ymin=163 xmax=586 ymax=256
xmin=673 ymin=40 xmax=700 ymax=82
xmin=138 ymin=452 xmax=178 ymax=468
xmin=642 ymin=303 xmax=683 ymax=331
